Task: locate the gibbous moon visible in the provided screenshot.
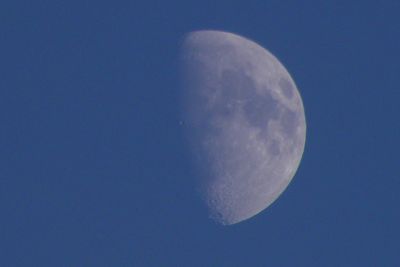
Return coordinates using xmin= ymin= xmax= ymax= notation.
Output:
xmin=180 ymin=30 xmax=306 ymax=225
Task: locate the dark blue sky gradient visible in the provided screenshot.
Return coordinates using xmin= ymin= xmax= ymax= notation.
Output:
xmin=1 ymin=1 xmax=399 ymax=266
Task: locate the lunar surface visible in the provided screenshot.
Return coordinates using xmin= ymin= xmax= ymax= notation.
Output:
xmin=180 ymin=30 xmax=306 ymax=225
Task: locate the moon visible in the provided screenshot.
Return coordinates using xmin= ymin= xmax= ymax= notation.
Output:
xmin=180 ymin=30 xmax=306 ymax=225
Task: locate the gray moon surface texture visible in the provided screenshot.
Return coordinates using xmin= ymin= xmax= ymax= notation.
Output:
xmin=180 ymin=30 xmax=306 ymax=225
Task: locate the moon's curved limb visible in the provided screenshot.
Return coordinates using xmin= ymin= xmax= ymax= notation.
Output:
xmin=180 ymin=30 xmax=306 ymax=225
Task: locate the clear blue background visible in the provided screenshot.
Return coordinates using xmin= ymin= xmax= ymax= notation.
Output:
xmin=1 ymin=1 xmax=399 ymax=266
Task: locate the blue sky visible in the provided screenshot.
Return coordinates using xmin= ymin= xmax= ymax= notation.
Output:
xmin=1 ymin=1 xmax=399 ymax=266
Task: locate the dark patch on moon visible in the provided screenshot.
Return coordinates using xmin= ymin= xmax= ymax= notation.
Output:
xmin=216 ymin=69 xmax=281 ymax=134
xmin=269 ymin=140 xmax=281 ymax=155
xmin=214 ymin=69 xmax=255 ymax=117
xmin=279 ymin=77 xmax=294 ymax=99
xmin=280 ymin=108 xmax=297 ymax=136
xmin=242 ymin=87 xmax=280 ymax=130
